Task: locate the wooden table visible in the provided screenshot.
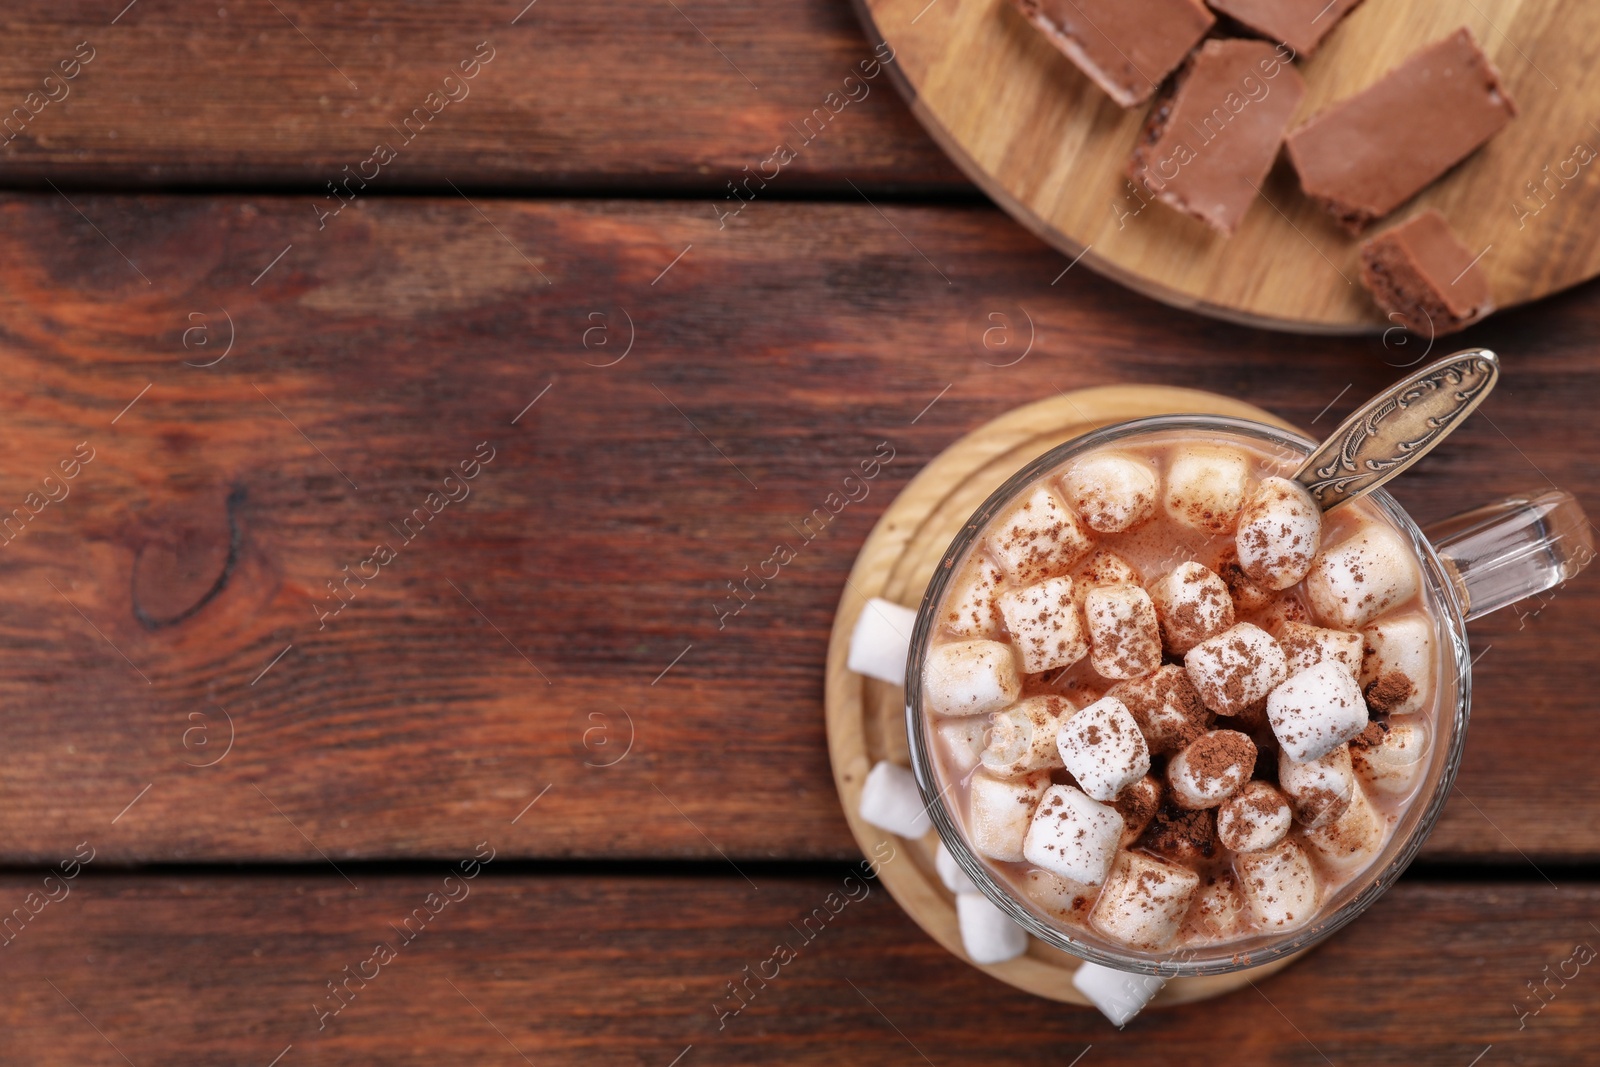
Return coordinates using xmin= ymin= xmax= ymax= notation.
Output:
xmin=1 ymin=3 xmax=1595 ymax=1062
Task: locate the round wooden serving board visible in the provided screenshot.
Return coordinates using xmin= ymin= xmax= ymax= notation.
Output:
xmin=853 ymin=0 xmax=1600 ymax=333
xmin=824 ymin=385 xmax=1307 ymax=1006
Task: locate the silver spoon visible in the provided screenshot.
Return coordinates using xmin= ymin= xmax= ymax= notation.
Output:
xmin=1294 ymin=348 xmax=1500 ymax=512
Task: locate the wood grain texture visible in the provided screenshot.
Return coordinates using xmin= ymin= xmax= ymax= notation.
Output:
xmin=0 ymin=192 xmax=1594 ymax=864
xmin=0 ymin=871 xmax=1593 ymax=1064
xmin=859 ymin=0 xmax=1600 ymax=330
xmin=0 ymin=0 xmax=962 ymax=191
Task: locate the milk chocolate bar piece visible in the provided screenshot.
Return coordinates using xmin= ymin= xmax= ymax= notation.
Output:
xmin=1012 ymin=0 xmax=1215 ymax=108
xmin=1359 ymin=210 xmax=1493 ymax=335
xmin=1207 ymin=0 xmax=1365 ymax=56
xmin=1285 ymin=28 xmax=1516 ymax=231
xmin=1129 ymin=38 xmax=1305 ymax=235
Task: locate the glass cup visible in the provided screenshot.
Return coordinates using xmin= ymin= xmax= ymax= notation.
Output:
xmin=905 ymin=414 xmax=1591 ymax=977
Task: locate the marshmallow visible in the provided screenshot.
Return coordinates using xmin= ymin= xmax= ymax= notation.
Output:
xmin=969 ymin=770 xmax=1052 ymax=862
xmin=1022 ymin=784 xmax=1125 ymax=885
xmin=1236 ymin=477 xmax=1322 ymax=590
xmin=936 ymin=840 xmax=979 ymax=894
xmin=956 ymin=892 xmax=1029 ymax=964
xmin=1188 ymin=871 xmax=1246 ymax=941
xmin=986 ymin=484 xmax=1094 ymax=584
xmin=1352 ymin=719 xmax=1429 ymax=795
xmin=1021 ymin=867 xmax=1095 ymax=921
xmin=1218 ymin=550 xmax=1278 ymax=614
xmin=1149 ymin=561 xmax=1235 ymax=653
xmin=924 ymin=640 xmax=1021 ymax=717
xmin=858 ymin=761 xmax=932 ymax=838
xmin=1164 ymin=445 xmax=1252 ymax=534
xmin=1267 ymin=659 xmax=1369 ymax=763
xmin=937 ymin=717 xmax=990 ymax=777
xmin=1072 ymin=962 xmax=1167 ymax=1028
xmin=1183 ymin=623 xmax=1288 ymax=716
xmin=1111 ymin=774 xmax=1163 ymax=847
xmin=1060 ymin=451 xmax=1158 ymax=533
xmin=944 ymin=552 xmax=1007 ymax=638
xmin=1138 ymin=803 xmax=1219 ymax=867
xmin=1084 ymin=584 xmax=1163 ymax=680
xmin=1090 ymin=851 xmax=1201 ymax=950
xmin=1216 ymin=781 xmax=1292 ymax=853
xmin=981 ymin=695 xmax=1071 ymax=777
xmin=1303 ymin=780 xmax=1387 ymax=872
xmin=1252 ymin=592 xmax=1311 ymax=631
xmin=1278 ymin=744 xmax=1356 ymax=828
xmin=1275 ymin=620 xmax=1363 ymax=678
xmin=1359 ymin=613 xmax=1434 ymax=717
xmin=847 ymin=598 xmax=917 ymax=685
xmin=998 ymin=577 xmax=1089 ymax=674
xmin=1236 ymin=839 xmax=1319 ymax=932
xmin=1305 ymin=524 xmax=1421 ymax=630
xmin=1107 ymin=665 xmax=1211 ymax=754
xmin=1073 ymin=550 xmax=1143 ymax=606
xmin=1166 ymin=729 xmax=1257 ymax=809
xmin=1056 ymin=697 xmax=1151 ymax=802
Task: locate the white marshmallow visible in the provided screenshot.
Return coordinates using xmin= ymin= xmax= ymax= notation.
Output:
xmin=1072 ymin=550 xmax=1143 ymax=607
xmin=1303 ymin=780 xmax=1386 ymax=872
xmin=986 ymin=484 xmax=1094 ymax=584
xmin=956 ymin=892 xmax=1029 ymax=964
xmin=1084 ymin=584 xmax=1163 ymax=680
xmin=858 ymin=761 xmax=931 ymax=838
xmin=1022 ymin=784 xmax=1125 ymax=885
xmin=982 ymin=695 xmax=1071 ymax=777
xmin=1112 ymin=774 xmax=1163 ymax=847
xmin=1352 ymin=719 xmax=1429 ymax=795
xmin=1219 ymin=551 xmax=1278 ymax=614
xmin=1252 ymin=592 xmax=1311 ymax=631
xmin=1090 ymin=851 xmax=1201 ymax=950
xmin=936 ymin=840 xmax=978 ymax=894
xmin=1278 ymin=744 xmax=1356 ymax=828
xmin=1164 ymin=445 xmax=1252 ymax=534
xmin=1056 ymin=697 xmax=1151 ymax=802
xmin=1166 ymin=729 xmax=1257 ymax=809
xmin=1236 ymin=839 xmax=1319 ymax=932
xmin=1060 ymin=451 xmax=1158 ymax=533
xmin=1188 ymin=871 xmax=1246 ymax=941
xmin=1305 ymin=524 xmax=1420 ymax=629
xmin=847 ymin=598 xmax=917 ymax=685
xmin=1274 ymin=620 xmax=1363 ymax=678
xmin=1071 ymin=962 xmax=1166 ymax=1028
xmin=969 ymin=770 xmax=1052 ymax=862
xmin=944 ymin=552 xmax=1006 ymax=638
xmin=1183 ymin=623 xmax=1288 ymax=716
xmin=1236 ymin=477 xmax=1322 ymax=590
xmin=1216 ymin=781 xmax=1292 ymax=853
xmin=1149 ymin=561 xmax=1235 ymax=653
xmin=998 ymin=577 xmax=1089 ymax=674
xmin=1359 ymin=613 xmax=1434 ymax=717
xmin=1267 ymin=659 xmax=1368 ymax=763
xmin=1021 ymin=868 xmax=1095 ymax=920
xmin=1107 ymin=665 xmax=1211 ymax=754
xmin=924 ymin=640 xmax=1021 ymax=717
xmin=937 ymin=717 xmax=990 ymax=777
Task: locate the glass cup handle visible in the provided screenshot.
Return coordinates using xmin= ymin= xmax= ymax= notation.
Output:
xmin=1423 ymin=490 xmax=1594 ymax=622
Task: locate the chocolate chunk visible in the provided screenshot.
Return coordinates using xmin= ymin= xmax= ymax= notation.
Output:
xmin=1130 ymin=38 xmax=1305 ymax=235
xmin=1011 ymin=0 xmax=1215 ymax=108
xmin=1285 ymin=28 xmax=1517 ymax=231
xmin=1206 ymin=0 xmax=1365 ymax=56
xmin=1359 ymin=210 xmax=1494 ymax=335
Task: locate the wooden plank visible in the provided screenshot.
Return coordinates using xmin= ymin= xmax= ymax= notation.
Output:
xmin=0 ymin=0 xmax=964 ymax=191
xmin=0 ymin=193 xmax=1594 ymax=863
xmin=0 ymin=870 xmax=1591 ymax=1063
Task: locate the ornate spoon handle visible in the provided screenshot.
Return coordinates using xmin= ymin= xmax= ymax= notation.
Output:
xmin=1293 ymin=348 xmax=1500 ymax=512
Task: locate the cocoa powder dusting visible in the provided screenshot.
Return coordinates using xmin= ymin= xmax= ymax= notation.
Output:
xmin=1364 ymin=671 xmax=1414 ymax=715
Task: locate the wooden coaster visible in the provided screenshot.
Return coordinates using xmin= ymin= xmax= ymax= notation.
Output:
xmin=824 ymin=385 xmax=1306 ymax=1006
xmin=852 ymin=0 xmax=1600 ymax=333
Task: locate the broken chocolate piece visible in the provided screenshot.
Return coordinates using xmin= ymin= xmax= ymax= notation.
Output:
xmin=1011 ymin=0 xmax=1215 ymax=108
xmin=1285 ymin=28 xmax=1517 ymax=231
xmin=1207 ymin=0 xmax=1365 ymax=56
xmin=1129 ymin=38 xmax=1305 ymax=235
xmin=1359 ymin=210 xmax=1494 ymax=335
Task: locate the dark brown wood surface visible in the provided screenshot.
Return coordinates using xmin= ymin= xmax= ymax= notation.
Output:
xmin=0 ymin=194 xmax=1593 ymax=865
xmin=0 ymin=870 xmax=1593 ymax=1064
